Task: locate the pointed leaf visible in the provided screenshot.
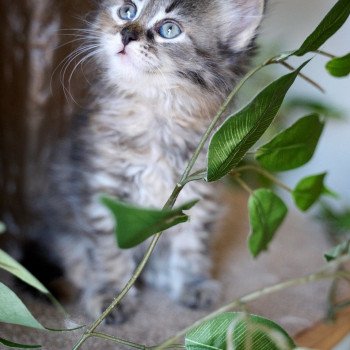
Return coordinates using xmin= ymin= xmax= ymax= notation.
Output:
xmin=101 ymin=196 xmax=198 ymax=249
xmin=293 ymin=173 xmax=327 ymax=212
xmin=319 ymin=205 xmax=350 ymax=233
xmin=185 ymin=312 xmax=295 ymax=350
xmin=256 ymin=114 xmax=324 ymax=172
xmin=0 ymin=251 xmax=77 ymax=331
xmin=248 ymin=189 xmax=288 ymax=258
xmin=322 ymin=186 xmax=339 ymax=199
xmin=325 ymin=240 xmax=350 ymax=262
xmin=294 ymin=0 xmax=350 ymax=56
xmin=0 ymin=249 xmax=49 ymax=295
xmin=326 ymin=53 xmax=350 ymax=77
xmin=207 ymin=61 xmax=309 ymax=182
xmin=0 ymin=338 xmax=41 ymax=349
xmin=0 ymin=282 xmax=45 ymax=330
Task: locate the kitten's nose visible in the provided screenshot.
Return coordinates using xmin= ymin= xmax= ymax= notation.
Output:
xmin=121 ymin=27 xmax=139 ymax=46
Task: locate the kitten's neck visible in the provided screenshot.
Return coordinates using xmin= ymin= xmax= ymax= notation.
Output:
xmin=88 ymin=83 xmax=225 ymax=161
xmin=96 ymin=82 xmax=224 ymax=126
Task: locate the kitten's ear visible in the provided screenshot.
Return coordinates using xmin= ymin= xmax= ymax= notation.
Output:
xmin=224 ymin=0 xmax=266 ymax=51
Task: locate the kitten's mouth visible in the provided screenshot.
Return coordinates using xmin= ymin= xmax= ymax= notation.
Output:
xmin=118 ymin=48 xmax=127 ymax=55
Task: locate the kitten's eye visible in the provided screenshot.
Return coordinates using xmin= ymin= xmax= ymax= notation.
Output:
xmin=118 ymin=3 xmax=137 ymax=21
xmin=158 ymin=22 xmax=182 ymax=39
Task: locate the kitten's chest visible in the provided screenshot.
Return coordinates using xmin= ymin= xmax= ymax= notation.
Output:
xmin=90 ymin=97 xmax=205 ymax=168
xmin=85 ymin=100 xmax=202 ymax=205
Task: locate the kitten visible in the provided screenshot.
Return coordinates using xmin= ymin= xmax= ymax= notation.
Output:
xmin=36 ymin=0 xmax=265 ymax=323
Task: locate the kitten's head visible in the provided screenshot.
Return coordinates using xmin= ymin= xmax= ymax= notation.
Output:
xmin=90 ymin=0 xmax=265 ymax=96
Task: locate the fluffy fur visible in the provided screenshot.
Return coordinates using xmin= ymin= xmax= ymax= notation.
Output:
xmin=34 ymin=0 xmax=265 ymax=323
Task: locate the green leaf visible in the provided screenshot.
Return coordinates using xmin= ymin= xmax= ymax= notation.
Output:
xmin=325 ymin=240 xmax=350 ymax=262
xmin=206 ymin=61 xmax=309 ymax=182
xmin=248 ymin=189 xmax=288 ymax=258
xmin=320 ymin=205 xmax=350 ymax=233
xmin=0 ymin=251 xmax=76 ymax=331
xmin=293 ymin=173 xmax=327 ymax=212
xmin=326 ymin=53 xmax=350 ymax=77
xmin=0 ymin=221 xmax=5 ymax=234
xmin=322 ymin=186 xmax=339 ymax=199
xmin=185 ymin=312 xmax=295 ymax=350
xmin=256 ymin=114 xmax=324 ymax=172
xmin=0 ymin=282 xmax=45 ymax=330
xmin=0 ymin=338 xmax=41 ymax=349
xmin=101 ymin=197 xmax=198 ymax=249
xmin=294 ymin=0 xmax=350 ymax=56
xmin=0 ymin=249 xmax=49 ymax=295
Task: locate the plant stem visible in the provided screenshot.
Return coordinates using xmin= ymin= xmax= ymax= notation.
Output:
xmin=180 ymin=170 xmax=207 ymax=186
xmin=156 ymin=256 xmax=350 ymax=350
xmin=72 ymin=58 xmax=276 ymax=349
xmin=315 ymin=50 xmax=337 ymax=59
xmin=181 ymin=59 xmax=275 ymax=183
xmin=279 ymin=61 xmax=325 ymax=93
xmin=72 ymin=185 xmax=185 ymax=350
xmin=233 ymin=165 xmax=293 ymax=193
xmin=234 ymin=176 xmax=254 ymax=195
xmin=149 ymin=346 xmax=186 ymax=350
xmin=91 ymin=332 xmax=148 ymax=350
xmin=72 ymin=233 xmax=162 ymax=350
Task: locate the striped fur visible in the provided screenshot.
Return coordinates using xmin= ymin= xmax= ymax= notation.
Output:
xmin=37 ymin=0 xmax=265 ymax=322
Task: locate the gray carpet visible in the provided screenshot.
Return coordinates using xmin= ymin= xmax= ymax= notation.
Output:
xmin=1 ymin=190 xmax=345 ymax=350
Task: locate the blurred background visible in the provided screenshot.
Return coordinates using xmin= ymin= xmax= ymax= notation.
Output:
xmin=0 ymin=0 xmax=92 ymax=237
xmin=260 ymin=0 xmax=350 ymax=205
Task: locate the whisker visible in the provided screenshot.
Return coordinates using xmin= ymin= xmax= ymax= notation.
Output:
xmin=53 ymin=44 xmax=95 ymax=83
xmin=79 ymin=59 xmax=95 ymax=88
xmin=51 ymin=43 xmax=101 ymax=102
xmin=68 ymin=48 xmax=103 ymax=91
xmin=57 ymin=30 xmax=102 ymax=39
xmin=155 ymin=66 xmax=170 ymax=89
xmin=76 ymin=18 xmax=98 ymax=28
xmin=53 ymin=37 xmax=99 ymax=51
xmin=57 ymin=33 xmax=100 ymax=39
xmin=58 ymin=28 xmax=101 ymax=33
xmin=61 ymin=45 xmax=101 ymax=99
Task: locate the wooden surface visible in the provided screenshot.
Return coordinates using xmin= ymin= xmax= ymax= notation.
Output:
xmin=296 ymin=308 xmax=350 ymax=349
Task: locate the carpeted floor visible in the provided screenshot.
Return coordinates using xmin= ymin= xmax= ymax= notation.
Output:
xmin=1 ymin=190 xmax=346 ymax=350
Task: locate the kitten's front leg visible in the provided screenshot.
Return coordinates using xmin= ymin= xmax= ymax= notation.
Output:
xmin=170 ymin=191 xmax=221 ymax=309
xmin=66 ymin=199 xmax=139 ymax=324
xmin=147 ymin=182 xmax=222 ymax=309
xmin=80 ymin=233 xmax=139 ymax=324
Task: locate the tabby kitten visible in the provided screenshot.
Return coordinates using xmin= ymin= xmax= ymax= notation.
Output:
xmin=40 ymin=0 xmax=265 ymax=323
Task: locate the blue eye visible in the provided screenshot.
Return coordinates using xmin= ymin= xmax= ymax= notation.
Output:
xmin=118 ymin=3 xmax=137 ymax=21
xmin=158 ymin=22 xmax=182 ymax=39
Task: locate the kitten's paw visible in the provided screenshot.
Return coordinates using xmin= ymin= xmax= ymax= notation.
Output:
xmin=83 ymin=287 xmax=138 ymax=324
xmin=178 ymin=279 xmax=221 ymax=309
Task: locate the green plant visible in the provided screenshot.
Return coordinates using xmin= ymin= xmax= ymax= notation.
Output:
xmin=1 ymin=0 xmax=350 ymax=349
xmin=0 ymin=248 xmax=80 ymax=348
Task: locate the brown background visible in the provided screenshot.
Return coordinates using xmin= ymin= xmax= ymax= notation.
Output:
xmin=0 ymin=0 xmax=92 ymax=235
